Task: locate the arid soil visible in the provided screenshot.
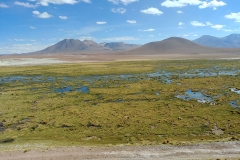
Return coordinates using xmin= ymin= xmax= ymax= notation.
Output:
xmin=0 ymin=142 xmax=240 ymax=160
xmin=1 ymin=52 xmax=240 ymax=66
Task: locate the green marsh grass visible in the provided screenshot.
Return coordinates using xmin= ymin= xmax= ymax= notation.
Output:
xmin=0 ymin=60 xmax=239 ymax=149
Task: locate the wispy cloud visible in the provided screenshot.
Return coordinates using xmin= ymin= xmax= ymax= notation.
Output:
xmin=179 ymin=22 xmax=184 ymax=26
xmin=14 ymin=1 xmax=38 ymax=8
xmin=37 ymin=0 xmax=79 ymax=6
xmin=59 ymin=16 xmax=67 ymax=20
xmin=81 ymin=0 xmax=91 ymax=3
xmin=102 ymin=36 xmax=139 ymax=41
xmin=127 ymin=20 xmax=136 ymax=24
xmin=108 ymin=0 xmax=139 ymax=5
xmin=190 ymin=21 xmax=206 ymax=26
xmin=111 ymin=8 xmax=126 ymax=14
xmin=96 ymin=21 xmax=107 ymax=25
xmin=30 ymin=26 xmax=36 ymax=29
xmin=177 ymin=10 xmax=183 ymax=14
xmin=161 ymin=0 xmax=226 ymax=10
xmin=0 ymin=3 xmax=9 ymax=8
xmin=138 ymin=28 xmax=155 ymax=32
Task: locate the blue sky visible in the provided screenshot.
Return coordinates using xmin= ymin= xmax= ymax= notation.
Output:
xmin=0 ymin=0 xmax=240 ymax=54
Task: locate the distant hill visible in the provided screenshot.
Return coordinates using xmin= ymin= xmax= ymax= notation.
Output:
xmin=26 ymin=39 xmax=140 ymax=55
xmin=127 ymin=37 xmax=211 ymax=54
xmin=103 ymin=42 xmax=140 ymax=50
xmin=193 ymin=34 xmax=240 ymax=48
xmin=29 ymin=39 xmax=88 ymax=54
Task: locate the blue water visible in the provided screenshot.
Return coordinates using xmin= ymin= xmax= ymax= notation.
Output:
xmin=230 ymin=88 xmax=240 ymax=95
xmin=55 ymin=86 xmax=89 ymax=93
xmin=176 ymin=89 xmax=212 ymax=103
xmin=229 ymin=100 xmax=240 ymax=108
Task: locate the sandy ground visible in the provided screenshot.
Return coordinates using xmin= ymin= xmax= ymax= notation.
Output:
xmin=0 ymin=53 xmax=240 ymax=66
xmin=0 ymin=58 xmax=67 ymax=66
xmin=0 ymin=142 xmax=240 ymax=160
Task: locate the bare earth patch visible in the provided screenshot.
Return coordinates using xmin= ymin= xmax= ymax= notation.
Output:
xmin=0 ymin=142 xmax=240 ymax=160
xmin=0 ymin=58 xmax=67 ymax=66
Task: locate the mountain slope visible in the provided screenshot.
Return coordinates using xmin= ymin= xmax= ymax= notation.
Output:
xmin=26 ymin=39 xmax=140 ymax=54
xmin=103 ymin=42 xmax=140 ymax=50
xmin=126 ymin=37 xmax=215 ymax=55
xmin=193 ymin=34 xmax=240 ymax=48
xmin=29 ymin=39 xmax=88 ymax=54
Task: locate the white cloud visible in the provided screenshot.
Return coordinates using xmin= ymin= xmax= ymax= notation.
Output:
xmin=190 ymin=21 xmax=206 ymax=26
xmin=78 ymin=36 xmax=96 ymax=41
xmin=33 ymin=10 xmax=40 ymax=15
xmin=108 ymin=0 xmax=119 ymax=4
xmin=206 ymin=22 xmax=213 ymax=26
xmin=161 ymin=0 xmax=226 ymax=9
xmin=30 ymin=26 xmax=36 ymax=29
xmin=37 ymin=0 xmax=79 ymax=6
xmin=0 ymin=3 xmax=9 ymax=8
xmin=179 ymin=22 xmax=184 ymax=26
xmin=138 ymin=28 xmax=155 ymax=32
xmin=14 ymin=1 xmax=38 ymax=8
xmin=111 ymin=8 xmax=126 ymax=14
xmin=108 ymin=0 xmax=139 ymax=5
xmin=177 ymin=10 xmax=183 ymax=14
xmin=59 ymin=16 xmax=67 ymax=20
xmin=225 ymin=12 xmax=240 ymax=22
xmin=211 ymin=24 xmax=225 ymax=30
xmin=96 ymin=21 xmax=107 ymax=25
xmin=82 ymin=0 xmax=91 ymax=3
xmin=127 ymin=20 xmax=136 ymax=24
xmin=141 ymin=8 xmax=163 ymax=15
xmin=102 ymin=36 xmax=139 ymax=41
xmin=199 ymin=0 xmax=226 ymax=9
xmin=223 ymin=29 xmax=239 ymax=32
xmin=190 ymin=21 xmax=225 ymax=30
xmin=161 ymin=0 xmax=202 ymax=8
xmin=14 ymin=39 xmax=25 ymax=41
xmin=33 ymin=10 xmax=53 ymax=18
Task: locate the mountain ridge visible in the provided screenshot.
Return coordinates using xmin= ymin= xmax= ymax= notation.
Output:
xmin=193 ymin=34 xmax=240 ymax=48
xmin=26 ymin=39 xmax=140 ymax=55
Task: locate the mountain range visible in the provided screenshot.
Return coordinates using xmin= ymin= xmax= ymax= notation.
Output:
xmin=24 ymin=34 xmax=240 ymax=57
xmin=193 ymin=34 xmax=240 ymax=48
xmin=27 ymin=39 xmax=140 ymax=55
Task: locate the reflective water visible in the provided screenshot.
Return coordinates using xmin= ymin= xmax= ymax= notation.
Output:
xmin=55 ymin=86 xmax=89 ymax=93
xmin=229 ymin=100 xmax=240 ymax=108
xmin=176 ymin=89 xmax=212 ymax=103
xmin=230 ymin=88 xmax=240 ymax=95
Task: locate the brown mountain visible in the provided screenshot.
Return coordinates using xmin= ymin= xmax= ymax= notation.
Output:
xmin=125 ymin=37 xmax=240 ymax=55
xmin=26 ymin=39 xmax=140 ymax=55
xmin=103 ymin=42 xmax=140 ymax=50
xmin=32 ymin=39 xmax=88 ymax=54
xmin=193 ymin=34 xmax=240 ymax=48
xmin=126 ymin=37 xmax=212 ymax=54
xmin=82 ymin=40 xmax=107 ymax=50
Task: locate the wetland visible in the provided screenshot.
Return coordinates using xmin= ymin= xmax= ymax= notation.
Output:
xmin=0 ymin=60 xmax=239 ymax=149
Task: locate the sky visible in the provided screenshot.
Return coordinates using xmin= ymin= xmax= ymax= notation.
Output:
xmin=0 ymin=0 xmax=240 ymax=54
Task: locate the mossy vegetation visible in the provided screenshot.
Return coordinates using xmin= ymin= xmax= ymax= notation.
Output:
xmin=0 ymin=60 xmax=239 ymax=149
